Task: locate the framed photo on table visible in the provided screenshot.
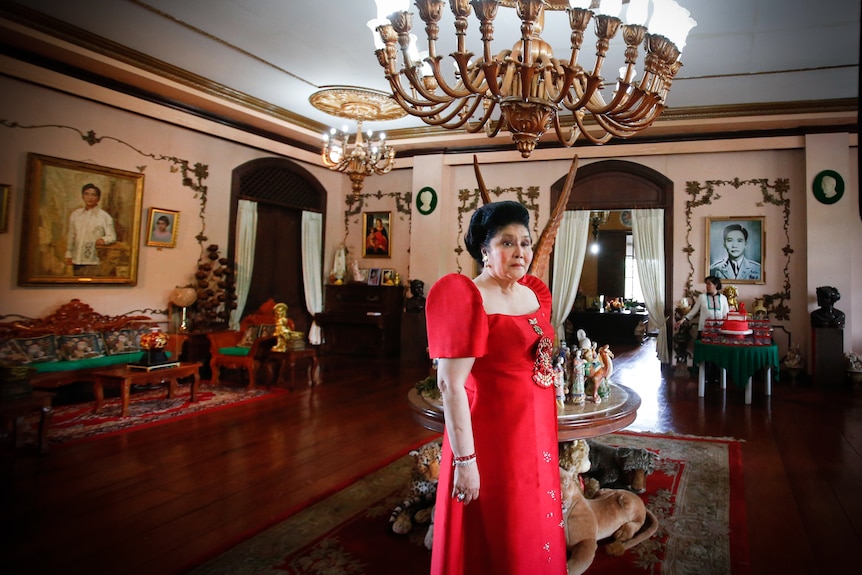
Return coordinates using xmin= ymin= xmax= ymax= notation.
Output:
xmin=18 ymin=153 xmax=144 ymax=286
xmin=705 ymin=216 xmax=765 ymax=284
xmin=367 ymin=268 xmax=381 ymax=286
xmin=362 ymin=211 xmax=391 ymax=258
xmin=145 ymin=207 xmax=179 ymax=248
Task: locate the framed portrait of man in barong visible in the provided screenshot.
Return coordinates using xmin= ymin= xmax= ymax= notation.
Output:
xmin=19 ymin=153 xmax=144 ymax=286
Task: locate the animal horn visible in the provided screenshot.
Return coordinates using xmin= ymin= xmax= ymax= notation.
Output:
xmin=473 ymin=155 xmax=492 ymax=205
xmin=528 ymin=155 xmax=579 ymax=278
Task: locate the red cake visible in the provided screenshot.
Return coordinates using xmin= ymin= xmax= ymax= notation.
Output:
xmin=722 ymin=312 xmax=750 ymax=333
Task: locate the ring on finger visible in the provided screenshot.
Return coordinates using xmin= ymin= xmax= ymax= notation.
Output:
xmin=456 ymin=492 xmax=466 ymax=502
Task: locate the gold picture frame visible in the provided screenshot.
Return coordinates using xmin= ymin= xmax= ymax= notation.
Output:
xmin=145 ymin=207 xmax=180 ymax=248
xmin=0 ymin=184 xmax=9 ymax=233
xmin=362 ymin=211 xmax=391 ymax=258
xmin=19 ymin=153 xmax=144 ymax=286
xmin=705 ymin=216 xmax=765 ymax=285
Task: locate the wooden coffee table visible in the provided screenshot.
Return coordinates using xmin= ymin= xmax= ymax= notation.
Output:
xmin=92 ymin=362 xmax=202 ymax=417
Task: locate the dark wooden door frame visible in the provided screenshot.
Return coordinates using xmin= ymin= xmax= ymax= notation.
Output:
xmin=550 ymin=159 xmax=673 ymax=364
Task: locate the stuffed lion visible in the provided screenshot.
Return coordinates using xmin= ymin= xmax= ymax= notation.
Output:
xmin=559 ymin=440 xmax=659 ymax=575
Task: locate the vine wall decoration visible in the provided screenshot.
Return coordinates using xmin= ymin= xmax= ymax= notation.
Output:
xmin=0 ymin=120 xmax=211 ymax=256
xmin=455 ymin=185 xmax=541 ymax=274
xmin=682 ymin=177 xmax=793 ymax=320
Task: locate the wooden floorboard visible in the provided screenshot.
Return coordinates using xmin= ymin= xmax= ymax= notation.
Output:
xmin=2 ymin=343 xmax=860 ymax=575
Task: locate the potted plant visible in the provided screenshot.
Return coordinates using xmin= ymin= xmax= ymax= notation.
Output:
xmin=846 ymin=352 xmax=862 ymax=384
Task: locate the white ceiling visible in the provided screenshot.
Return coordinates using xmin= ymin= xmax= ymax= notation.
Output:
xmin=5 ymin=0 xmax=860 ymax=148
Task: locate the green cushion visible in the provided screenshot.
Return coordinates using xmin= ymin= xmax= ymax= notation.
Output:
xmin=31 ymin=351 xmax=172 ymax=373
xmin=218 ymin=347 xmax=250 ymax=357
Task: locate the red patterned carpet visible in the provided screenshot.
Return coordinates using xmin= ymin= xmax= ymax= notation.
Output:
xmin=188 ymin=432 xmax=748 ymax=575
xmin=27 ymin=383 xmax=283 ymax=446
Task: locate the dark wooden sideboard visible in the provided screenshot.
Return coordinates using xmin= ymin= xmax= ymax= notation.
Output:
xmin=566 ymin=310 xmax=648 ymax=347
xmin=316 ymin=284 xmax=404 ymax=356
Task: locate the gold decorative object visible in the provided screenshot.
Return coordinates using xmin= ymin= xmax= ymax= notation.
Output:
xmin=722 ymin=285 xmax=739 ymax=310
xmin=369 ymin=0 xmax=696 ymax=157
xmin=310 ymin=86 xmax=406 ymax=197
xmin=273 ymin=303 xmax=305 ymax=352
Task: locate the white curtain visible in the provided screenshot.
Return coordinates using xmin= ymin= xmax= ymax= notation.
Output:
xmin=301 ymin=211 xmax=324 ymax=345
xmin=631 ymin=208 xmax=669 ymax=363
xmin=551 ymin=211 xmax=591 ymax=341
xmin=231 ymin=199 xmax=258 ymax=330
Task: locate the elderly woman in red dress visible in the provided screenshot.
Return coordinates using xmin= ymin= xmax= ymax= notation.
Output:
xmin=426 ymin=201 xmax=566 ymax=574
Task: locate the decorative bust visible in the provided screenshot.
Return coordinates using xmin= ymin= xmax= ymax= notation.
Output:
xmin=405 ymin=279 xmax=426 ymax=313
xmin=810 ymin=285 xmax=845 ymax=328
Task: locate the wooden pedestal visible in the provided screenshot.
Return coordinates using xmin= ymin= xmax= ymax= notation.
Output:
xmin=811 ymin=327 xmax=844 ymax=385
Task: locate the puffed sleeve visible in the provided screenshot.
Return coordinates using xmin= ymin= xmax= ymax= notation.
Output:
xmin=426 ymin=274 xmax=488 ymax=359
xmin=521 ymin=274 xmax=552 ymax=312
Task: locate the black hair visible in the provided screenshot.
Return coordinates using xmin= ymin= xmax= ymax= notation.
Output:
xmin=81 ymin=183 xmax=101 ymax=198
xmin=705 ymin=275 xmax=722 ymax=290
xmin=464 ymin=201 xmax=530 ymax=265
xmin=157 ymin=215 xmax=170 ymax=226
xmin=723 ymin=223 xmax=748 ymax=241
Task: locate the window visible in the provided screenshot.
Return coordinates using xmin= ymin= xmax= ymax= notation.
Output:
xmin=624 ymin=234 xmax=644 ymax=303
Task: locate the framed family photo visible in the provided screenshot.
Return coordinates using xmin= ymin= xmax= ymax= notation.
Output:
xmin=705 ymin=216 xmax=765 ymax=284
xmin=145 ymin=207 xmax=179 ymax=248
xmin=367 ymin=268 xmax=382 ymax=286
xmin=362 ymin=211 xmax=391 ymax=258
xmin=19 ymin=153 xmax=144 ymax=286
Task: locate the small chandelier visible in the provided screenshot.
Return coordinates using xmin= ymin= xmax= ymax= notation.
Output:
xmin=310 ymin=86 xmax=406 ymax=197
xmin=369 ymin=0 xmax=696 ymax=158
xmin=589 ymin=210 xmax=610 ymax=253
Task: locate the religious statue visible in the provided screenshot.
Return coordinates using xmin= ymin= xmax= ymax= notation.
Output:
xmin=570 ymin=349 xmax=586 ymax=406
xmin=272 ymin=302 xmax=294 ymax=352
xmin=810 ymin=285 xmax=845 ymax=328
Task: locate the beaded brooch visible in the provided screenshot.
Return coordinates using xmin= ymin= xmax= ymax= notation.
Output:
xmin=529 ymin=318 xmax=554 ymax=388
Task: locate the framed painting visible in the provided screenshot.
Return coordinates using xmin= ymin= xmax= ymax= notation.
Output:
xmin=367 ymin=267 xmax=381 ymax=286
xmin=145 ymin=207 xmax=179 ymax=248
xmin=705 ymin=216 xmax=765 ymax=284
xmin=0 ymin=183 xmax=9 ymax=233
xmin=381 ymin=268 xmax=395 ymax=285
xmin=362 ymin=211 xmax=391 ymax=258
xmin=19 ymin=153 xmax=144 ymax=286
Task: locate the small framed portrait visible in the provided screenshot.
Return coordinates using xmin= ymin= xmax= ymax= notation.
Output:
xmin=362 ymin=211 xmax=391 ymax=258
xmin=812 ymin=169 xmax=844 ymax=205
xmin=367 ymin=267 xmax=382 ymax=286
xmin=619 ymin=209 xmax=632 ymax=228
xmin=381 ymin=269 xmax=395 ymax=285
xmin=145 ymin=207 xmax=180 ymax=248
xmin=705 ymin=216 xmax=765 ymax=284
xmin=19 ymin=153 xmax=144 ymax=286
xmin=416 ymin=186 xmax=437 ymax=215
xmin=0 ymin=183 xmax=9 ymax=233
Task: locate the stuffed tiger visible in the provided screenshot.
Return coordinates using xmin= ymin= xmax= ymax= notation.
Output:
xmin=390 ymin=439 xmax=442 ymax=534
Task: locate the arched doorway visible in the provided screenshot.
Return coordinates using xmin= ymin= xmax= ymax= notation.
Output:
xmin=228 ymin=158 xmax=326 ymax=334
xmin=550 ymin=160 xmax=674 ymax=363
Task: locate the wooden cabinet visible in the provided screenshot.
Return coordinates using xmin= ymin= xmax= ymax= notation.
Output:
xmin=316 ymin=284 xmax=404 ymax=356
xmin=566 ymin=310 xmax=648 ymax=347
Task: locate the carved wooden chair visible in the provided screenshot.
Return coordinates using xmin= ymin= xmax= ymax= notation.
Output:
xmin=207 ymin=299 xmax=291 ymax=389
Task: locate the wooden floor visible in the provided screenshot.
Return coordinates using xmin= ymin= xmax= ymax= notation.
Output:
xmin=2 ymin=342 xmax=861 ymax=575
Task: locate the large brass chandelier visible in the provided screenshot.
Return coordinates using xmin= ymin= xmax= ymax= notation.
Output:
xmin=369 ymin=0 xmax=696 ymax=157
xmin=310 ymin=86 xmax=407 ymax=197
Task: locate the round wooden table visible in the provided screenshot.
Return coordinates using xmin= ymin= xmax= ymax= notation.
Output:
xmin=407 ymin=382 xmax=641 ymax=442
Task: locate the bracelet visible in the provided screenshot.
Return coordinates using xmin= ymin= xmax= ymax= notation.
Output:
xmin=453 ymin=453 xmax=476 ymax=467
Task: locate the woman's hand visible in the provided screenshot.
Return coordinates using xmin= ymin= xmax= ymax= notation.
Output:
xmin=452 ymin=462 xmax=480 ymax=505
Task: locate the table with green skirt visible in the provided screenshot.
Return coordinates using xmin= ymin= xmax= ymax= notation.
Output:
xmin=693 ymin=340 xmax=779 ymax=404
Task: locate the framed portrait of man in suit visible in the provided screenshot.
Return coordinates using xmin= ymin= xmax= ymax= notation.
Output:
xmin=705 ymin=216 xmax=765 ymax=285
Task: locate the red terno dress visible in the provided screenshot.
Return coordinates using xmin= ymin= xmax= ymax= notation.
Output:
xmin=426 ymin=273 xmax=567 ymax=574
